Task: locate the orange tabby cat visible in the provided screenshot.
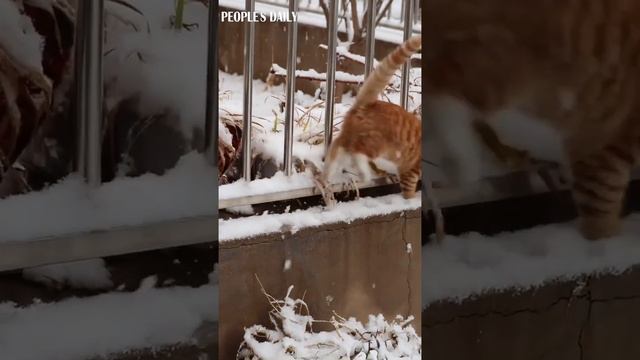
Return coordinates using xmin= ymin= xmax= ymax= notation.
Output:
xmin=424 ymin=0 xmax=640 ymax=240
xmin=321 ymin=35 xmax=422 ymax=199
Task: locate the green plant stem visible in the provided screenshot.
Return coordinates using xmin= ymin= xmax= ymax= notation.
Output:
xmin=174 ymin=0 xmax=185 ymax=30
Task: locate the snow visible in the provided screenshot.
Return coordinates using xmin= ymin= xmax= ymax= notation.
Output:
xmin=220 ymin=172 xmax=317 ymax=201
xmin=104 ymin=0 xmax=210 ymax=137
xmin=422 ymin=214 xmax=640 ymax=307
xmin=220 ymin=193 xmax=420 ymax=242
xmin=0 ymin=152 xmax=215 ymax=243
xmin=0 ymin=0 xmax=44 ymax=72
xmin=271 ymin=63 xmax=366 ymax=84
xmin=220 ymin=71 xmax=343 ymax=169
xmin=319 ymin=44 xmax=379 ymax=67
xmin=239 ymin=286 xmax=421 ymax=359
xmin=0 ymin=279 xmax=218 ymax=360
xmin=22 ymin=259 xmax=113 ymax=290
xmin=226 ymin=204 xmax=256 ymax=215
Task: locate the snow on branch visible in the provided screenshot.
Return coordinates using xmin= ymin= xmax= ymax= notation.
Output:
xmin=318 ymin=43 xmax=380 ymax=67
xmin=237 ymin=284 xmax=421 ymax=360
xmin=269 ymin=63 xmax=364 ymax=85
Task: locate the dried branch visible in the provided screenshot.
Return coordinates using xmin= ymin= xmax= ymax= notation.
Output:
xmin=348 ymin=0 xmax=362 ymax=41
xmin=318 ymin=0 xmax=330 ymax=25
xmin=375 ymin=0 xmax=394 ymax=26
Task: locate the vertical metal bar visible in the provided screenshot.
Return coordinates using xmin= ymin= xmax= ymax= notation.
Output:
xmin=74 ymin=0 xmax=104 ymax=187
xmin=204 ymin=0 xmax=217 ymax=153
xmin=283 ymin=0 xmax=298 ymax=176
xmin=242 ymin=0 xmax=256 ymax=181
xmin=324 ymin=0 xmax=339 ymax=154
xmin=74 ymin=2 xmax=86 ymax=178
xmin=400 ymin=0 xmax=414 ymax=110
xmin=283 ymin=0 xmax=299 ymax=176
xmin=364 ymin=0 xmax=376 ymax=78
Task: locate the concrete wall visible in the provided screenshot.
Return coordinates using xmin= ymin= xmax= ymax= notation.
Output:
xmin=423 ymin=268 xmax=640 ymax=359
xmin=218 ymin=210 xmax=421 ymax=359
xmin=423 ymin=181 xmax=640 ymax=359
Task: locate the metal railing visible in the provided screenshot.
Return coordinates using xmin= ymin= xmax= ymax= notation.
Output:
xmin=0 ymin=1 xmax=218 ymax=272
xmin=74 ymin=0 xmax=104 ymax=187
xmin=219 ymin=0 xmax=418 ymax=209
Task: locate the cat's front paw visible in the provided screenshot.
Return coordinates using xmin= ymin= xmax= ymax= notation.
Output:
xmin=313 ymin=176 xmax=337 ymax=208
xmin=579 ymin=216 xmax=621 ymax=240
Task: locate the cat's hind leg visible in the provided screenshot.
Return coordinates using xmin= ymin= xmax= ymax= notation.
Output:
xmin=570 ymin=142 xmax=636 ymax=240
xmin=399 ymin=165 xmax=421 ymax=199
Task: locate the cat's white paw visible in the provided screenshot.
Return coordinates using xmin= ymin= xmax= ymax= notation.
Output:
xmin=353 ymin=153 xmax=373 ymax=183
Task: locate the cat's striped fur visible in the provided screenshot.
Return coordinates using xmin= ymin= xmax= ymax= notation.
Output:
xmin=321 ymin=35 xmax=422 ymax=199
xmin=424 ymin=0 xmax=640 ymax=239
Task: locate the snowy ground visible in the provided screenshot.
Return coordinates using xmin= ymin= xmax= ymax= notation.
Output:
xmin=104 ymin=0 xmax=210 ymax=135
xmin=239 ymin=286 xmax=421 ymax=360
xmin=23 ymin=259 xmax=114 ymax=290
xmin=422 ymin=214 xmax=640 ymax=307
xmin=0 ymin=275 xmax=218 ymax=360
xmin=0 ymin=152 xmax=215 ymax=243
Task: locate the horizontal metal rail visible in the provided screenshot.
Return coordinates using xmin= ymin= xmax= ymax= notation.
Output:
xmin=434 ymin=176 xmax=569 ymax=209
xmin=219 ymin=173 xmax=565 ymax=210
xmin=219 ymin=177 xmax=395 ymax=209
xmin=434 ymin=169 xmax=640 ymax=209
xmin=0 ymin=216 xmax=216 ymax=273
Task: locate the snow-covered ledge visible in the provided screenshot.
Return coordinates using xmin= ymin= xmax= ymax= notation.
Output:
xmin=423 ymin=214 xmax=640 ymax=359
xmin=423 ymin=215 xmax=640 ymax=306
xmin=0 ymin=153 xmax=216 ymax=271
xmin=219 ymin=192 xmax=420 ymax=242
xmin=218 ymin=194 xmax=421 ymax=359
xmin=0 ymin=215 xmax=216 ymax=272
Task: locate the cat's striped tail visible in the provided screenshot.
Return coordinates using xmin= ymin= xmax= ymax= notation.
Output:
xmin=354 ymin=35 xmax=422 ymax=108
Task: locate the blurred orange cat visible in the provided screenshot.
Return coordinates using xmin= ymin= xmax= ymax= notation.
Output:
xmin=424 ymin=0 xmax=640 ymax=239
